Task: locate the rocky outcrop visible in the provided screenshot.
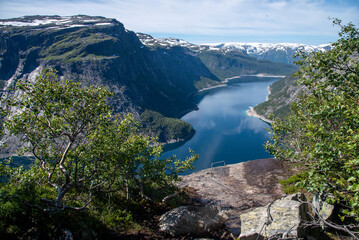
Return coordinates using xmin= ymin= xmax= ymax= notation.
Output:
xmin=159 ymin=205 xmax=228 ymax=236
xmin=178 ymin=158 xmax=291 ymax=235
xmin=178 ymin=160 xmax=338 ymax=239
xmin=312 ymin=193 xmax=335 ymax=228
xmin=239 ymin=193 xmax=309 ymax=239
xmin=238 ymin=193 xmax=336 ymax=240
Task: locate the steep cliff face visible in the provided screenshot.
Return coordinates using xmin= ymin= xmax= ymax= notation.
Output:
xmin=0 ymin=15 xmax=221 ymax=119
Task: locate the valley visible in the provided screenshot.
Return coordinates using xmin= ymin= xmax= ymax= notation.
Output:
xmin=1 ymin=13 xmax=357 ymax=240
xmin=0 ymin=15 xmax=300 ymax=152
xmin=162 ymin=76 xmax=280 ymax=173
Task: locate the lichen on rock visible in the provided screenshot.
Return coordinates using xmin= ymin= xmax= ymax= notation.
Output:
xmin=159 ymin=205 xmax=228 ymax=236
xmin=239 ymin=193 xmax=309 ymax=239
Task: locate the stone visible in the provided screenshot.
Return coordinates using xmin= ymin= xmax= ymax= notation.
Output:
xmin=239 ymin=193 xmax=309 ymax=240
xmin=312 ymin=193 xmax=334 ymax=220
xmin=312 ymin=193 xmax=335 ymax=228
xmin=178 ymin=158 xmax=290 ymax=236
xmin=159 ymin=205 xmax=228 ymax=236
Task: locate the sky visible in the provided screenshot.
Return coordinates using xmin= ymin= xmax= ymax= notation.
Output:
xmin=0 ymin=0 xmax=358 ymax=45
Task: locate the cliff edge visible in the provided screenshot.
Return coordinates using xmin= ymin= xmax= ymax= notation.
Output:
xmin=178 ymin=158 xmax=292 ymax=235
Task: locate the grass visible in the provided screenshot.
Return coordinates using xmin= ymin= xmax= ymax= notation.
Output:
xmin=280 ymin=172 xmax=307 ymax=194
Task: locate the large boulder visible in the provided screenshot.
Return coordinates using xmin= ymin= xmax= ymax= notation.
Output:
xmin=239 ymin=193 xmax=309 ymax=240
xmin=159 ymin=206 xmax=228 ymax=236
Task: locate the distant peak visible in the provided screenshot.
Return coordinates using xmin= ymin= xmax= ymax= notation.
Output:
xmin=136 ymin=33 xmax=209 ymax=52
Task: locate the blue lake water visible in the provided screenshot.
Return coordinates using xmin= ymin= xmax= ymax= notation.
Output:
xmin=162 ymin=77 xmax=280 ymax=174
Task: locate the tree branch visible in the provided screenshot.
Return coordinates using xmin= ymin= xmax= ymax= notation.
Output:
xmin=300 ymin=200 xmax=359 ymax=240
xmin=59 ymin=140 xmax=73 ymax=186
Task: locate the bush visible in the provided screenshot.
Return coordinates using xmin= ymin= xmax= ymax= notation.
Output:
xmin=266 ymin=20 xmax=359 ymax=227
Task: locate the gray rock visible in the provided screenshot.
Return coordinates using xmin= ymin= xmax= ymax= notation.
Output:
xmin=312 ymin=193 xmax=334 ymax=220
xmin=159 ymin=205 xmax=228 ymax=236
xmin=312 ymin=193 xmax=334 ymax=228
xmin=239 ymin=193 xmax=309 ymax=240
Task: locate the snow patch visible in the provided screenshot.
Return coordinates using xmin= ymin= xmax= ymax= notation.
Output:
xmin=0 ymin=16 xmax=113 ymax=30
xmin=95 ymin=23 xmax=112 ymax=26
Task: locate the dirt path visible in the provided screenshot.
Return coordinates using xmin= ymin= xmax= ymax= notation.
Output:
xmin=178 ymin=158 xmax=291 ymax=236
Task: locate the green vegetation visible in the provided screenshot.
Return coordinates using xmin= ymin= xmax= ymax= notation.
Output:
xmin=279 ymin=172 xmax=307 ymax=194
xmin=141 ymin=109 xmax=195 ymax=143
xmin=199 ymin=50 xmax=298 ymax=81
xmin=194 ymin=76 xmax=222 ymax=90
xmin=266 ymin=20 xmax=359 ymax=234
xmin=39 ymin=29 xmax=119 ymax=62
xmin=254 ymin=74 xmax=298 ymax=119
xmin=0 ymin=69 xmax=197 ymax=239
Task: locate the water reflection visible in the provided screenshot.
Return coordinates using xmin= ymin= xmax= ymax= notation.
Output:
xmin=231 ymin=117 xmax=270 ymax=135
xmin=163 ymin=78 xmax=279 ymax=174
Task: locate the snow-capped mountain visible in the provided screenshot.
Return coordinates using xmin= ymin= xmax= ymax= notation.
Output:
xmin=203 ymin=42 xmax=332 ymax=64
xmin=1 ymin=16 xmax=330 ymax=65
xmin=136 ymin=34 xmax=331 ymax=64
xmin=136 ymin=33 xmax=208 ymax=52
xmin=205 ymin=42 xmax=331 ymax=54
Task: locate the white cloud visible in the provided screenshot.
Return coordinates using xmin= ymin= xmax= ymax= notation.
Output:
xmin=0 ymin=0 xmax=358 ymax=44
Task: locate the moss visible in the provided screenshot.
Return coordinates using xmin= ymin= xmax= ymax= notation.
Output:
xmin=40 ymin=30 xmax=116 ymax=62
xmin=280 ymin=172 xmax=307 ymax=194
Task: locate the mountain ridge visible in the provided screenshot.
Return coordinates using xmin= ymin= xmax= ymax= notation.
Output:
xmin=136 ymin=33 xmax=332 ymax=64
xmin=204 ymin=42 xmax=332 ymax=64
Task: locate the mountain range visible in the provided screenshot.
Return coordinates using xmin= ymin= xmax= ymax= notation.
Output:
xmin=135 ymin=34 xmax=331 ymax=64
xmin=0 ymin=15 xmax=325 ymax=149
xmin=203 ymin=42 xmax=331 ymax=64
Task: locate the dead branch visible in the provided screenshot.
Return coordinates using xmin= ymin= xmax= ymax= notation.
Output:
xmin=299 ymin=199 xmax=359 ymax=240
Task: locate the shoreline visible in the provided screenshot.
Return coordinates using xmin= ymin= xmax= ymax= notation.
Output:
xmin=197 ymin=73 xmax=285 ymax=94
xmin=246 ymin=77 xmax=275 ymax=123
xmin=246 ymin=106 xmax=272 ymax=124
xmin=266 ymin=85 xmax=271 ymax=101
xmin=198 ymin=83 xmax=227 ymax=92
xmin=171 ymin=74 xmax=277 ymax=145
xmin=198 ymin=73 xmax=285 ymax=93
xmin=228 ymin=73 xmax=286 ymax=79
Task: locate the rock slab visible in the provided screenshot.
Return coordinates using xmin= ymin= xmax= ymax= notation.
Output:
xmin=178 ymin=158 xmax=290 ymax=235
xmin=239 ymin=194 xmax=308 ymax=240
xmin=159 ymin=206 xmax=228 ymax=236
